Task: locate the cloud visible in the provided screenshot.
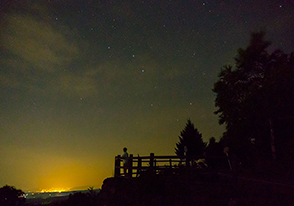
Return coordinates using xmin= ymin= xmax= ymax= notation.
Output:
xmin=0 ymin=6 xmax=87 ymax=97
xmin=0 ymin=3 xmax=192 ymax=99
xmin=0 ymin=5 xmax=114 ymax=99
xmin=55 ymin=72 xmax=99 ymax=98
xmin=1 ymin=13 xmax=78 ymax=72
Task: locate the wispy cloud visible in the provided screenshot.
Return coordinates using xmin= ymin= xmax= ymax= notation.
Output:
xmin=0 ymin=5 xmax=87 ymax=97
xmin=54 ymin=72 xmax=99 ymax=98
xmin=1 ymin=13 xmax=78 ymax=72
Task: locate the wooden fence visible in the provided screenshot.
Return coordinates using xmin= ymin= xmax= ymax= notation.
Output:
xmin=114 ymin=153 xmax=207 ymax=177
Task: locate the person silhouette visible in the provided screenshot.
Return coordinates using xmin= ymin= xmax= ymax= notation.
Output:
xmin=122 ymin=147 xmax=129 ymax=176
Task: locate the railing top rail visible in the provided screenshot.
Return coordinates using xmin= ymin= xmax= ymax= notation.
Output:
xmin=116 ymin=155 xmax=184 ymax=159
xmin=115 ymin=155 xmax=224 ymax=160
xmin=135 ymin=155 xmax=186 ymax=159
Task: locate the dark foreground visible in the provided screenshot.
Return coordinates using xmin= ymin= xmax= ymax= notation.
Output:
xmin=97 ymin=170 xmax=294 ymax=206
xmin=25 ymin=170 xmax=294 ymax=206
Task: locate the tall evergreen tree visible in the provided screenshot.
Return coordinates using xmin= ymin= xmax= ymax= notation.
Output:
xmin=175 ymin=119 xmax=206 ymax=157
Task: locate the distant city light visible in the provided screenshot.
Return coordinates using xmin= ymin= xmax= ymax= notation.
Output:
xmin=38 ymin=188 xmax=70 ymax=193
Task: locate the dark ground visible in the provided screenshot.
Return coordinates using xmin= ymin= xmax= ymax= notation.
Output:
xmin=97 ymin=169 xmax=294 ymax=206
xmin=24 ymin=168 xmax=294 ymax=206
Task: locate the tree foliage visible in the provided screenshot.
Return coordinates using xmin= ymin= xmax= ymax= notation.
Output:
xmin=175 ymin=119 xmax=206 ymax=157
xmin=213 ymin=31 xmax=294 ymax=162
xmin=0 ymin=185 xmax=25 ymax=206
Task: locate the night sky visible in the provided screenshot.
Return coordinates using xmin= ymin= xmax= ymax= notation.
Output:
xmin=1 ymin=0 xmax=293 ymax=192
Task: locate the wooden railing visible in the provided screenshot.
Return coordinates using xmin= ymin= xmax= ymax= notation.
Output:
xmin=114 ymin=153 xmax=204 ymax=177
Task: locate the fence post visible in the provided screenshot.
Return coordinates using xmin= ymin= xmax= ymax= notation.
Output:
xmin=169 ymin=159 xmax=172 ymax=168
xmin=115 ymin=155 xmax=121 ymax=177
xmin=128 ymin=154 xmax=133 ymax=178
xmin=150 ymin=153 xmax=154 ymax=172
xmin=186 ymin=155 xmax=190 ymax=167
xmin=137 ymin=156 xmax=142 ymax=177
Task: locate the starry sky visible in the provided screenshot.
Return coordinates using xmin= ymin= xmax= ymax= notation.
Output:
xmin=0 ymin=0 xmax=293 ymax=192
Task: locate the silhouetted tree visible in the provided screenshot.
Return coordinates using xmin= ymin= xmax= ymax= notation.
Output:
xmin=0 ymin=185 xmax=25 ymax=206
xmin=175 ymin=119 xmax=206 ymax=157
xmin=213 ymin=31 xmax=294 ymax=165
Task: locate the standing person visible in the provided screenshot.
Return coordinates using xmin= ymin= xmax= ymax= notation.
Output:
xmin=122 ymin=147 xmax=129 ymax=176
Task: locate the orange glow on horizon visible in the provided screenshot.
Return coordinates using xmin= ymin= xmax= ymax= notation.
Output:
xmin=38 ymin=188 xmax=70 ymax=193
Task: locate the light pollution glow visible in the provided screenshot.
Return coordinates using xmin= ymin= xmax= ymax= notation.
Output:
xmin=39 ymin=188 xmax=70 ymax=193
